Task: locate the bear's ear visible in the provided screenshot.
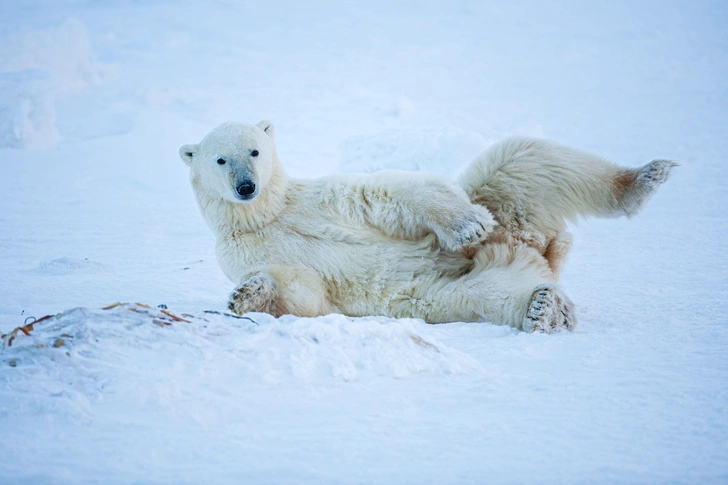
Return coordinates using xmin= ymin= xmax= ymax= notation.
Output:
xmin=256 ymin=120 xmax=275 ymax=140
xmin=179 ymin=144 xmax=199 ymax=166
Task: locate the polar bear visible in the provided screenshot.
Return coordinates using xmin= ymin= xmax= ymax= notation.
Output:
xmin=179 ymin=121 xmax=675 ymax=332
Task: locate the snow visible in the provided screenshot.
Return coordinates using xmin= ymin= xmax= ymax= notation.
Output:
xmin=1 ymin=0 xmax=727 ymax=483
xmin=338 ymin=128 xmax=494 ymax=175
xmin=0 ymin=17 xmax=115 ymax=149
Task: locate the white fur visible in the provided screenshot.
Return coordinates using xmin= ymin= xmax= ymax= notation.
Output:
xmin=180 ymin=122 xmax=675 ymax=332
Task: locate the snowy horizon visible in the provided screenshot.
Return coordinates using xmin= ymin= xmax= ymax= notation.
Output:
xmin=1 ymin=1 xmax=726 ymax=484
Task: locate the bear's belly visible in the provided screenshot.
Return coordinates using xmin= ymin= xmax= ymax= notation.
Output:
xmin=216 ymin=229 xmax=470 ymax=317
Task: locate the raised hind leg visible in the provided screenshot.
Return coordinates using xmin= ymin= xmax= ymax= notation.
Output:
xmin=459 ymin=137 xmax=676 ymax=278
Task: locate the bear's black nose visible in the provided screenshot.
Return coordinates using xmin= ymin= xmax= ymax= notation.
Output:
xmin=236 ymin=181 xmax=256 ymax=197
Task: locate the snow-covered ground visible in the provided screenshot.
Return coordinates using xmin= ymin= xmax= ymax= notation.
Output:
xmin=1 ymin=1 xmax=726 ymax=483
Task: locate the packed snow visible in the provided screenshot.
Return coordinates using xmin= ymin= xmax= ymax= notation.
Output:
xmin=1 ymin=1 xmax=727 ymax=484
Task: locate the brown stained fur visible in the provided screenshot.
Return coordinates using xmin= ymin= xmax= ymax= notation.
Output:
xmin=543 ymin=232 xmax=573 ymax=278
xmin=480 ymin=227 xmax=563 ymax=277
xmin=460 ymin=226 xmax=568 ymax=281
xmin=613 ymin=168 xmax=642 ymax=216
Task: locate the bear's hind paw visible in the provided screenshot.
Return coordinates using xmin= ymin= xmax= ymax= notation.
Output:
xmin=523 ymin=284 xmax=576 ymax=333
xmin=638 ymin=159 xmax=678 ymax=188
xmin=620 ymin=159 xmax=678 ymax=217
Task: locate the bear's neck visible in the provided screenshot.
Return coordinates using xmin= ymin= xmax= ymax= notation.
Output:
xmin=196 ymin=155 xmax=289 ymax=236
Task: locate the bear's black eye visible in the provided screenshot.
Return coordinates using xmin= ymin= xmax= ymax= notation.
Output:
xmin=251 ymin=150 xmax=259 ymax=157
xmin=217 ymin=158 xmax=226 ymax=165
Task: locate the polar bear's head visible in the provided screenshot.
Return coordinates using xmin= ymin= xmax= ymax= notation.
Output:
xmin=179 ymin=120 xmax=276 ymax=203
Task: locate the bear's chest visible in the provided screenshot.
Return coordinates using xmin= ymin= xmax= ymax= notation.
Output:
xmin=215 ymin=223 xmax=434 ymax=285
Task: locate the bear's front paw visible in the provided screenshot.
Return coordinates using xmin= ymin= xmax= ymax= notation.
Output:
xmin=439 ymin=207 xmax=496 ymax=252
xmin=228 ymin=275 xmax=278 ymax=315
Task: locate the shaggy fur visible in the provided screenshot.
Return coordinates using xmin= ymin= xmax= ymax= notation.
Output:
xmin=180 ymin=121 xmax=676 ymax=332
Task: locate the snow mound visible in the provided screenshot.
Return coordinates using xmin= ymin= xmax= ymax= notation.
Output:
xmin=1 ymin=304 xmax=481 ymax=420
xmin=338 ymin=128 xmax=492 ymax=175
xmin=0 ymin=18 xmax=116 ymax=149
xmin=0 ymin=69 xmax=59 ymax=149
xmin=34 ymin=257 xmax=115 ymax=276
